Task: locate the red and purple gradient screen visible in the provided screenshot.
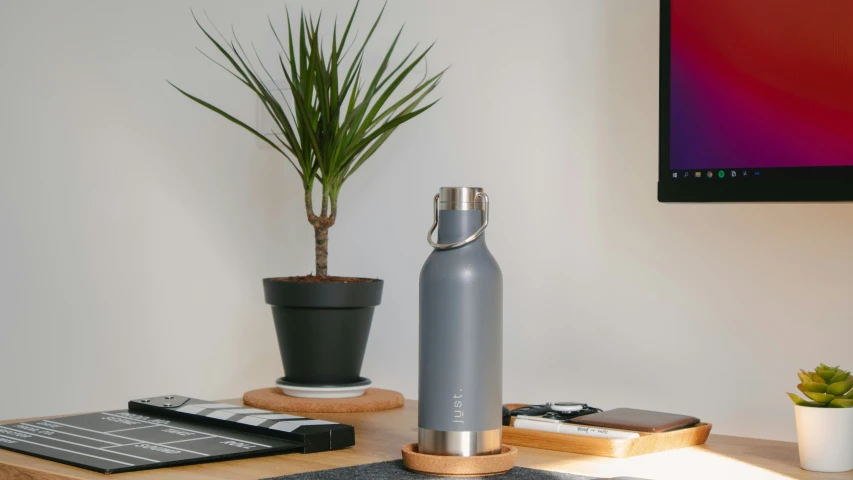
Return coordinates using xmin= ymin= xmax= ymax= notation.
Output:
xmin=671 ymin=0 xmax=853 ymax=170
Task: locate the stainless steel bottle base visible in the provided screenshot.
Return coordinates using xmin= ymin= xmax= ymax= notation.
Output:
xmin=418 ymin=428 xmax=502 ymax=456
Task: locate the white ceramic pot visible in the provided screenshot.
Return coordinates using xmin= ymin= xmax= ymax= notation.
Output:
xmin=795 ymin=405 xmax=853 ymax=472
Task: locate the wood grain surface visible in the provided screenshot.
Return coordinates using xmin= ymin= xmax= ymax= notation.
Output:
xmin=0 ymin=400 xmax=850 ymax=480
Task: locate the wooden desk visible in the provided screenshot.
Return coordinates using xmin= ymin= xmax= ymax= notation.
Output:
xmin=0 ymin=400 xmax=850 ymax=480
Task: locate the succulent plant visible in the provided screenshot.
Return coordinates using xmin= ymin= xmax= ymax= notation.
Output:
xmin=788 ymin=364 xmax=853 ymax=408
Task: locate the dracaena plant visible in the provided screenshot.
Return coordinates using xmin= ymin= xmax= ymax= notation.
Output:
xmin=171 ymin=2 xmax=444 ymax=277
xmin=788 ymin=364 xmax=853 ymax=408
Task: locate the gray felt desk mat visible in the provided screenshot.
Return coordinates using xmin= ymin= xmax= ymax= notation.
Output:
xmin=267 ymin=460 xmax=603 ymax=479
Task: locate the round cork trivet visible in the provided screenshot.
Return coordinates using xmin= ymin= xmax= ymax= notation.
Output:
xmin=401 ymin=444 xmax=517 ymax=477
xmin=243 ymin=387 xmax=404 ymax=413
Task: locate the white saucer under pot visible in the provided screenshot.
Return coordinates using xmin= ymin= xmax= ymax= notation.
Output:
xmin=276 ymin=377 xmax=372 ymax=399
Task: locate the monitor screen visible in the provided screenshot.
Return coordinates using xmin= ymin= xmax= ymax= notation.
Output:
xmin=659 ymin=0 xmax=853 ymax=202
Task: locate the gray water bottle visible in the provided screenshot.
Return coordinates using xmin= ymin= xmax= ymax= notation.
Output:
xmin=418 ymin=187 xmax=503 ymax=456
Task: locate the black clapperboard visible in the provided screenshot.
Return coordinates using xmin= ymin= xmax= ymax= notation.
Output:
xmin=0 ymin=395 xmax=354 ymax=474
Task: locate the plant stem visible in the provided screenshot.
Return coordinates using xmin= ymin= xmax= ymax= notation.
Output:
xmin=304 ymin=190 xmax=317 ymax=224
xmin=304 ymin=189 xmax=333 ymax=277
xmin=314 ymin=223 xmax=329 ymax=277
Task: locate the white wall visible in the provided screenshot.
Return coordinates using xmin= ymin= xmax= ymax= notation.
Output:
xmin=1 ymin=0 xmax=852 ymax=442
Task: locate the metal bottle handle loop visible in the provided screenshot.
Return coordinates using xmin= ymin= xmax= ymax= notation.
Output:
xmin=427 ymin=192 xmax=489 ymax=250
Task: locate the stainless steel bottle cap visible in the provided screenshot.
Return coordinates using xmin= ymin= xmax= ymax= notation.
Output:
xmin=429 ymin=187 xmax=490 ymax=249
xmin=439 ymin=187 xmax=485 ymax=211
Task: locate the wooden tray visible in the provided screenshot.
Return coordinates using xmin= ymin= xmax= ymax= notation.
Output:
xmin=502 ymin=405 xmax=712 ymax=458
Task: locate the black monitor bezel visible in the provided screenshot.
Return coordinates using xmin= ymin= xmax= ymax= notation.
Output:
xmin=658 ymin=0 xmax=853 ymax=203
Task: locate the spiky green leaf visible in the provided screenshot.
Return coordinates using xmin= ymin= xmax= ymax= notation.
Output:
xmin=828 ymin=381 xmax=853 ymax=397
xmin=788 ymin=393 xmax=823 ymax=407
xmin=803 ymin=382 xmax=829 ymax=394
xmin=829 ymin=398 xmax=853 ymax=408
xmin=805 ymin=391 xmax=835 ymax=404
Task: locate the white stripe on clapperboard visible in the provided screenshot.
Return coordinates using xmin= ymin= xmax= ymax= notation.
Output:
xmin=207 ymin=410 xmax=236 ymax=421
xmin=0 ymin=426 xmax=159 ymax=463
xmin=0 ymin=433 xmax=135 ymax=467
xmin=175 ymin=406 xmax=206 ymax=415
xmin=268 ymin=420 xmax=336 ymax=433
xmin=191 ymin=403 xmax=242 ymax=409
xmin=204 ymin=410 xmax=335 ymax=431
xmin=215 ymin=408 xmax=271 ymax=415
xmin=252 ymin=414 xmax=304 ymax=420
xmin=172 ymin=406 xmax=335 ymax=435
xmin=181 ymin=405 xmax=334 ymax=431
xmin=98 ymin=412 xmax=272 ymax=449
xmin=236 ymin=416 xmax=266 ymax=426
xmin=42 ymin=420 xmax=210 ymax=456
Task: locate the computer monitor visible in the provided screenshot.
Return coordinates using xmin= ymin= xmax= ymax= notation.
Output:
xmin=659 ymin=0 xmax=853 ymax=202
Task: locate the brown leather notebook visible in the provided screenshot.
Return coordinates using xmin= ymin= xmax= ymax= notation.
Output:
xmin=569 ymin=408 xmax=700 ymax=433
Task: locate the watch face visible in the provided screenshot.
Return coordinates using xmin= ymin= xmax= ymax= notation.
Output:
xmin=551 ymin=403 xmax=585 ymax=412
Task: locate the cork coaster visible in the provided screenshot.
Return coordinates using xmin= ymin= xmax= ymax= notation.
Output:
xmin=401 ymin=443 xmax=517 ymax=477
xmin=243 ymin=387 xmax=404 ymax=413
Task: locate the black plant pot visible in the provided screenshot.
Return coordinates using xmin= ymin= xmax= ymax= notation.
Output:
xmin=263 ymin=278 xmax=383 ymax=385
